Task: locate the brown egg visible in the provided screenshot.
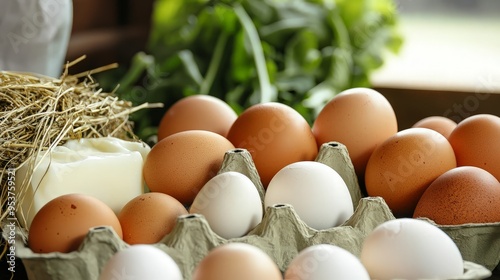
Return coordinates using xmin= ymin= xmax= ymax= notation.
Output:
xmin=226 ymin=102 xmax=317 ymax=187
xmin=448 ymin=114 xmax=500 ymax=182
xmin=28 ymin=193 xmax=123 ymax=253
xmin=312 ymin=87 xmax=398 ymax=178
xmin=157 ymin=95 xmax=237 ymax=140
xmin=192 ymin=243 xmax=282 ymax=280
xmin=143 ymin=130 xmax=235 ymax=205
xmin=365 ymin=128 xmax=457 ymax=217
xmin=412 ymin=116 xmax=457 ymax=139
xmin=118 ymin=192 xmax=188 ymax=244
xmin=414 ymin=166 xmax=500 ymax=224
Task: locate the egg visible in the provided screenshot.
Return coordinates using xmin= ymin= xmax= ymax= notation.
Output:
xmin=414 ymin=166 xmax=500 ymax=224
xmin=99 ymin=244 xmax=182 ymax=280
xmin=312 ymin=87 xmax=398 ymax=179
xmin=412 ymin=116 xmax=457 ymax=139
xmin=365 ymin=128 xmax=457 ymax=217
xmin=360 ymin=218 xmax=464 ymax=280
xmin=192 ymin=243 xmax=282 ymax=280
xmin=226 ymin=102 xmax=318 ymax=187
xmin=28 ymin=193 xmax=123 ymax=253
xmin=285 ymin=244 xmax=370 ymax=280
xmin=157 ymin=95 xmax=238 ymax=140
xmin=189 ymin=171 xmax=263 ymax=239
xmin=264 ymin=161 xmax=353 ymax=230
xmin=143 ymin=130 xmax=235 ymax=205
xmin=118 ymin=192 xmax=188 ymax=244
xmin=448 ymin=114 xmax=500 ymax=182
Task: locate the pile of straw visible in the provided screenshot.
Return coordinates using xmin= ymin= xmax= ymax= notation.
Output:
xmin=0 ymin=59 xmax=161 ymax=237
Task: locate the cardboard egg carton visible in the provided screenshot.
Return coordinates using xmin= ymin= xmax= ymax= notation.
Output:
xmin=5 ymin=143 xmax=499 ymax=279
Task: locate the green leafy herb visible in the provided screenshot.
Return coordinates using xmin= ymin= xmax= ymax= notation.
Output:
xmin=98 ymin=0 xmax=402 ymax=141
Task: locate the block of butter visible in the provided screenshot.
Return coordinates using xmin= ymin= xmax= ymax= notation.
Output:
xmin=15 ymin=137 xmax=151 ymax=228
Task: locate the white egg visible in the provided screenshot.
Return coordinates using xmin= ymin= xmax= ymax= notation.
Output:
xmin=189 ymin=171 xmax=263 ymax=239
xmin=285 ymin=244 xmax=370 ymax=280
xmin=264 ymin=161 xmax=353 ymax=230
xmin=99 ymin=245 xmax=182 ymax=280
xmin=360 ymin=218 xmax=464 ymax=280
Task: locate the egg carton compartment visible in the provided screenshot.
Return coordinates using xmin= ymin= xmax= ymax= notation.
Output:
xmin=5 ymin=142 xmax=499 ymax=279
xmin=7 ymin=197 xmax=492 ymax=280
xmin=10 ymin=199 xmax=492 ymax=280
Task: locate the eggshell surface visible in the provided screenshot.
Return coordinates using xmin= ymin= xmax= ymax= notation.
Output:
xmin=285 ymin=244 xmax=370 ymax=280
xmin=312 ymin=87 xmax=398 ymax=178
xmin=365 ymin=128 xmax=456 ymax=217
xmin=157 ymin=95 xmax=237 ymax=140
xmin=360 ymin=218 xmax=463 ymax=280
xmin=264 ymin=161 xmax=353 ymax=230
xmin=189 ymin=171 xmax=263 ymax=239
xmin=28 ymin=193 xmax=123 ymax=253
xmin=226 ymin=102 xmax=318 ymax=187
xmin=192 ymin=243 xmax=282 ymax=280
xmin=143 ymin=130 xmax=235 ymax=205
xmin=118 ymin=192 xmax=188 ymax=244
xmin=99 ymin=245 xmax=182 ymax=280
xmin=412 ymin=116 xmax=457 ymax=139
xmin=414 ymin=166 xmax=500 ymax=224
xmin=448 ymin=114 xmax=500 ymax=182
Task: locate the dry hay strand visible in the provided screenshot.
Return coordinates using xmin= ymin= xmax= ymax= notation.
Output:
xmin=0 ymin=60 xmax=162 ymax=253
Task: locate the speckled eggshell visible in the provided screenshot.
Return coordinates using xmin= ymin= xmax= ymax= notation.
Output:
xmin=448 ymin=114 xmax=500 ymax=182
xmin=118 ymin=192 xmax=188 ymax=244
xmin=412 ymin=116 xmax=457 ymax=139
xmin=365 ymin=128 xmax=457 ymax=217
xmin=28 ymin=193 xmax=123 ymax=253
xmin=414 ymin=166 xmax=500 ymax=225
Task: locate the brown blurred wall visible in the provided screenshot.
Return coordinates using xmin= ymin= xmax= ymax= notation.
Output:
xmin=65 ymin=0 xmax=155 ymax=73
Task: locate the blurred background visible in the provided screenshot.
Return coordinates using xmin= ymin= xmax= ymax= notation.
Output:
xmin=372 ymin=0 xmax=500 ymax=130
xmin=65 ymin=0 xmax=500 ymax=131
xmin=66 ymin=0 xmax=500 ymax=91
xmin=372 ymin=0 xmax=500 ymax=93
xmin=65 ymin=0 xmax=155 ymax=72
